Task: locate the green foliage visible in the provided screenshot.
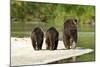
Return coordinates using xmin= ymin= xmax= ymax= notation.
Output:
xmin=11 ymin=1 xmax=95 ymax=25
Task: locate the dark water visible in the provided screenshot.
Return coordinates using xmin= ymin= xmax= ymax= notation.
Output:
xmin=11 ymin=22 xmax=95 ymax=37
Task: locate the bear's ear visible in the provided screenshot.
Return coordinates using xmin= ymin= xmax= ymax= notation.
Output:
xmin=74 ymin=19 xmax=77 ymax=23
xmin=73 ymin=19 xmax=77 ymax=25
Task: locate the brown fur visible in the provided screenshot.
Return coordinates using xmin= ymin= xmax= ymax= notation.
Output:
xmin=31 ymin=27 xmax=44 ymax=50
xmin=45 ymin=27 xmax=59 ymax=50
xmin=63 ymin=19 xmax=77 ymax=49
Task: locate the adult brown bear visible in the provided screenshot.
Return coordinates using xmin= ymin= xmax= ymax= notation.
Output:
xmin=63 ymin=19 xmax=77 ymax=49
xmin=31 ymin=27 xmax=44 ymax=50
xmin=45 ymin=27 xmax=59 ymax=50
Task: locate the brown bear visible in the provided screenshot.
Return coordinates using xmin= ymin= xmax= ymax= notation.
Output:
xmin=31 ymin=27 xmax=44 ymax=50
xmin=63 ymin=18 xmax=77 ymax=49
xmin=45 ymin=27 xmax=59 ymax=50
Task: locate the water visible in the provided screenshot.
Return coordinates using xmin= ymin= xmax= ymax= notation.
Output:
xmin=11 ymin=21 xmax=95 ymax=37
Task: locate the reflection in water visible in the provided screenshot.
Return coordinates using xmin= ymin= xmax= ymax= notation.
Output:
xmin=78 ymin=24 xmax=95 ymax=32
